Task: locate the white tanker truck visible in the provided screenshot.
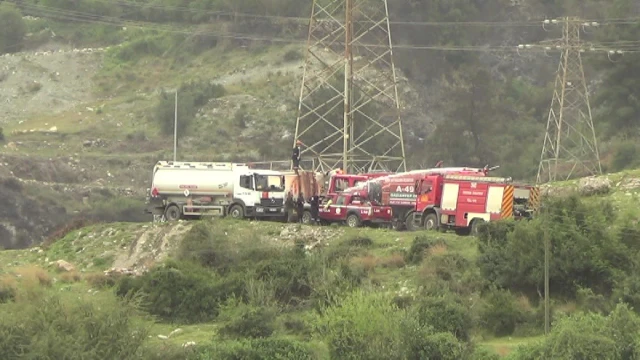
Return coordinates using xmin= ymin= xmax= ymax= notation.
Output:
xmin=145 ymin=161 xmax=286 ymax=221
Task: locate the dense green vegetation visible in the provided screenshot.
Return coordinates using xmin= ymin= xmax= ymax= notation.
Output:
xmin=2 ymin=191 xmax=640 ymax=359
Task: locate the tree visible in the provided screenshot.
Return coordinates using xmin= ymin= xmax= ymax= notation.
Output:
xmin=0 ymin=3 xmax=27 ymax=54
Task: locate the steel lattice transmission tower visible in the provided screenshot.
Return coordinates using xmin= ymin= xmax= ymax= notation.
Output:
xmin=535 ymin=17 xmax=602 ymax=183
xmin=293 ymin=0 xmax=406 ymax=174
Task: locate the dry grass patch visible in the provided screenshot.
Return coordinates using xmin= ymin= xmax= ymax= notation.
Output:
xmin=350 ymin=255 xmax=379 ymax=273
xmin=428 ymin=243 xmax=448 ymax=256
xmin=59 ymin=271 xmax=82 ymax=283
xmin=0 ymin=275 xmax=18 ymax=301
xmin=84 ymin=272 xmax=120 ymax=289
xmin=516 ymin=294 xmax=534 ymax=312
xmin=417 ymin=261 xmax=437 ymax=280
xmin=14 ymin=265 xmax=52 ymax=287
xmin=555 ymin=301 xmax=578 ymax=314
xmin=377 ymin=253 xmax=406 ymax=269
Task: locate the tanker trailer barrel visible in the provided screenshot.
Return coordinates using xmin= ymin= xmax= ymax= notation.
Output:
xmin=146 ymin=162 xmax=286 ymax=221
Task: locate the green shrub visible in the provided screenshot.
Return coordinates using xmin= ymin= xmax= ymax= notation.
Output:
xmin=0 ymin=288 xmax=148 ymax=359
xmin=405 ymin=236 xmax=446 ymax=264
xmin=154 ymin=80 xmax=226 ymax=136
xmin=283 ymin=49 xmax=303 ymax=62
xmin=218 ymin=299 xmax=279 ymax=339
xmin=193 ymin=338 xmax=316 ymax=360
xmin=253 ymin=246 xmax=323 ymax=306
xmin=480 ymin=288 xmax=526 ymax=337
xmin=314 ymin=290 xmax=405 ymax=359
xmin=611 ymin=141 xmax=640 ymax=171
xmin=88 ymin=197 xmax=148 ymax=222
xmin=507 ymin=304 xmax=640 ymax=359
xmin=477 ymin=195 xmax=635 ymax=299
xmin=0 ymin=3 xmax=27 ymax=54
xmin=414 ymin=294 xmax=473 ymax=341
xmin=0 ymin=127 xmax=4 ymax=142
xmin=115 ymin=260 xmax=244 ymax=323
xmin=401 ymin=328 xmax=465 ymax=360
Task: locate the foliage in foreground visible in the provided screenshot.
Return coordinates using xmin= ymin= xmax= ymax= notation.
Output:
xmin=506 ymin=304 xmax=640 ymax=360
xmin=3 ymin=191 xmax=640 ymax=359
xmin=0 ymin=282 xmax=148 ymax=359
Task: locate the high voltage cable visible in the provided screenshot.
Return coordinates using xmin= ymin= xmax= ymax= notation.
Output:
xmin=14 ymin=3 xmax=640 ymax=54
xmin=20 ymin=0 xmax=640 ymax=27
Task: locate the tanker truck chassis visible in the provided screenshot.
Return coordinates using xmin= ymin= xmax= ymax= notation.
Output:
xmin=145 ymin=161 xmax=286 ymax=222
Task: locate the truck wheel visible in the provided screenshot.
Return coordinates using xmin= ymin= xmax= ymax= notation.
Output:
xmin=228 ymin=205 xmax=244 ymax=219
xmin=423 ymin=213 xmax=439 ymax=231
xmin=470 ymin=219 xmax=485 ymax=237
xmin=404 ymin=211 xmax=418 ymax=232
xmin=301 ymin=211 xmax=312 ymax=224
xmin=164 ymin=205 xmax=181 ymax=222
xmin=346 ymin=213 xmax=361 ymax=228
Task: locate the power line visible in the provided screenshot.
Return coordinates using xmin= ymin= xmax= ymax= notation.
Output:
xmin=13 ymin=3 xmax=640 ymax=54
xmin=19 ymin=0 xmax=640 ymax=27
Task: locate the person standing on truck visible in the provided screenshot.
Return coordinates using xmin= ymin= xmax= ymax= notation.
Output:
xmin=310 ymin=193 xmax=320 ymax=225
xmin=292 ymin=140 xmax=302 ymax=172
xmin=296 ymin=192 xmax=305 ymax=223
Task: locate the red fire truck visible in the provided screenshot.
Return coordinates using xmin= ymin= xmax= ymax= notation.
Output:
xmin=339 ymin=172 xmax=540 ymax=234
xmin=409 ymin=174 xmax=540 ymax=235
xmin=283 ymin=170 xmax=391 ymax=224
xmin=317 ymin=191 xmax=392 ymax=228
xmin=320 ymin=167 xmax=493 ymax=228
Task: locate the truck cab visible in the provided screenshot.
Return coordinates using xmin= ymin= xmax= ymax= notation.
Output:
xmin=319 ymin=191 xmax=392 ymax=227
xmin=284 ymin=171 xmax=390 ymax=224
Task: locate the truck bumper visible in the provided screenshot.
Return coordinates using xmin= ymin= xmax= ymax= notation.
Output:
xmin=248 ymin=206 xmax=285 ymax=218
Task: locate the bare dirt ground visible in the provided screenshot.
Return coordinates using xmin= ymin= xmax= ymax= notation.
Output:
xmin=0 ymin=46 xmax=106 ymax=124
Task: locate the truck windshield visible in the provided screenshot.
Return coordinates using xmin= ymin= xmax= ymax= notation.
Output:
xmin=254 ymin=174 xmax=285 ymax=192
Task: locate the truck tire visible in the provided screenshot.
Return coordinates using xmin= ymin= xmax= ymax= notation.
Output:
xmin=346 ymin=213 xmax=361 ymax=228
xmin=470 ymin=219 xmax=485 ymax=237
xmin=164 ymin=204 xmax=181 ymax=222
xmin=404 ymin=211 xmax=419 ymax=232
xmin=228 ymin=204 xmax=244 ymax=219
xmin=423 ymin=213 xmax=439 ymax=231
xmin=301 ymin=211 xmax=312 ymax=224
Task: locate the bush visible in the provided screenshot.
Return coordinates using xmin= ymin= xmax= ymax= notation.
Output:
xmin=218 ymin=299 xmax=279 ymax=339
xmin=405 ymin=236 xmax=446 ymax=264
xmin=611 ymin=141 xmax=640 ymax=171
xmin=154 ymin=80 xmax=226 ymax=136
xmin=0 ymin=127 xmax=4 ymax=142
xmin=480 ymin=288 xmax=526 ymax=337
xmin=314 ymin=290 xmax=406 ymax=359
xmin=0 ymin=288 xmax=148 ymax=359
xmin=115 ymin=260 xmax=244 ymax=323
xmin=507 ymin=304 xmax=640 ymax=359
xmin=477 ymin=195 xmax=636 ymax=299
xmin=0 ymin=3 xmax=27 ymax=54
xmin=193 ymin=338 xmax=316 ymax=360
xmin=283 ymin=49 xmax=303 ymax=62
xmin=414 ymin=294 xmax=473 ymax=341
xmin=401 ymin=328 xmax=465 ymax=360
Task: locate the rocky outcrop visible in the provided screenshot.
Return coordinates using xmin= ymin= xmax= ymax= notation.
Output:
xmin=578 ymin=176 xmax=612 ymax=196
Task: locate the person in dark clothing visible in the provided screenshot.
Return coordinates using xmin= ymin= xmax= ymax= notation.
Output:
xmin=292 ymin=140 xmax=302 ymax=171
xmin=309 ymin=194 xmax=320 ymax=225
xmin=284 ymin=191 xmax=294 ymax=223
xmin=296 ymin=193 xmax=305 ymax=223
